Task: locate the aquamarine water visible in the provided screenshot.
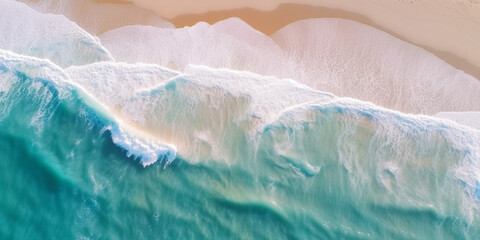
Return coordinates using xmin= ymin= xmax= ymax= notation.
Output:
xmin=1 ymin=1 xmax=480 ymax=239
xmin=1 ymin=49 xmax=480 ymax=239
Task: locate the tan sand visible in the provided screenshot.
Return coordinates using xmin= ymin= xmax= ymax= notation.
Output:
xmin=23 ymin=0 xmax=173 ymax=35
xmin=95 ymin=0 xmax=480 ymax=80
xmin=93 ymin=0 xmax=130 ymax=3
xmin=168 ymin=3 xmax=480 ymax=80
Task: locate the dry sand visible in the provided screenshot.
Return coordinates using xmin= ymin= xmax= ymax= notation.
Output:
xmin=93 ymin=0 xmax=480 ymax=80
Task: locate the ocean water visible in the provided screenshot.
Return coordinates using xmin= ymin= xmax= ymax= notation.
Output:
xmin=1 ymin=1 xmax=480 ymax=239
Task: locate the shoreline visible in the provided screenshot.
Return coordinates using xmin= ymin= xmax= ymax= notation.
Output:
xmin=91 ymin=0 xmax=480 ymax=80
xmin=168 ymin=3 xmax=480 ymax=80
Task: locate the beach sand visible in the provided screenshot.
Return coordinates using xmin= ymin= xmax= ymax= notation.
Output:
xmin=169 ymin=3 xmax=480 ymax=80
xmin=92 ymin=0 xmax=480 ymax=80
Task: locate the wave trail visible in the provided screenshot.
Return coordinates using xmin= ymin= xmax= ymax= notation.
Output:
xmin=271 ymin=19 xmax=480 ymax=114
xmin=0 ymin=49 xmax=176 ymax=166
xmin=256 ymin=98 xmax=480 ymax=230
xmin=2 ymin=43 xmax=480 ymax=238
xmin=98 ymin=17 xmax=480 ymax=114
xmin=99 ymin=19 xmax=290 ymax=76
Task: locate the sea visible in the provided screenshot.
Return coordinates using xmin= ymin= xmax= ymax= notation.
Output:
xmin=1 ymin=0 xmax=480 ymax=239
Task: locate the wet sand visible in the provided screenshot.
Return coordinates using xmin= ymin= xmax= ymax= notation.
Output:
xmin=90 ymin=0 xmax=480 ymax=80
xmin=168 ymin=3 xmax=480 ymax=80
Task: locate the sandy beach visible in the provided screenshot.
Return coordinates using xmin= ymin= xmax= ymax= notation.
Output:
xmin=93 ymin=0 xmax=480 ymax=80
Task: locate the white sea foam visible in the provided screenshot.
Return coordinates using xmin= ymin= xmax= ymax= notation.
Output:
xmin=63 ymin=62 xmax=331 ymax=162
xmin=261 ymin=97 xmax=480 ymax=222
xmin=0 ymin=49 xmax=72 ymax=89
xmin=1 ymin=49 xmax=181 ymax=165
xmin=0 ymin=49 xmax=176 ymax=166
xmin=99 ymin=19 xmax=292 ymax=76
xmin=62 ymin=59 xmax=480 ymax=176
xmin=3 ymin=8 xmax=478 ymax=171
xmin=2 ymin=2 xmax=480 ymax=232
xmin=99 ymin=17 xmax=480 ymax=114
xmin=434 ymin=112 xmax=480 ymax=130
xmin=3 ymin=46 xmax=480 ymax=224
xmin=108 ymin=124 xmax=177 ymax=167
xmin=0 ymin=0 xmax=113 ymax=67
xmin=0 ymin=68 xmax=18 ymax=94
xmin=17 ymin=0 xmax=174 ymax=35
xmin=2 ymin=4 xmax=479 ymax=189
xmin=66 ymin=62 xmax=179 ymax=108
xmin=271 ymin=18 xmax=480 ymax=114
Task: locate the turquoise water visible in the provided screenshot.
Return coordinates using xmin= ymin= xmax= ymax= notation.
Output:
xmin=1 ymin=1 xmax=480 ymax=239
xmin=1 ymin=50 xmax=480 ymax=239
